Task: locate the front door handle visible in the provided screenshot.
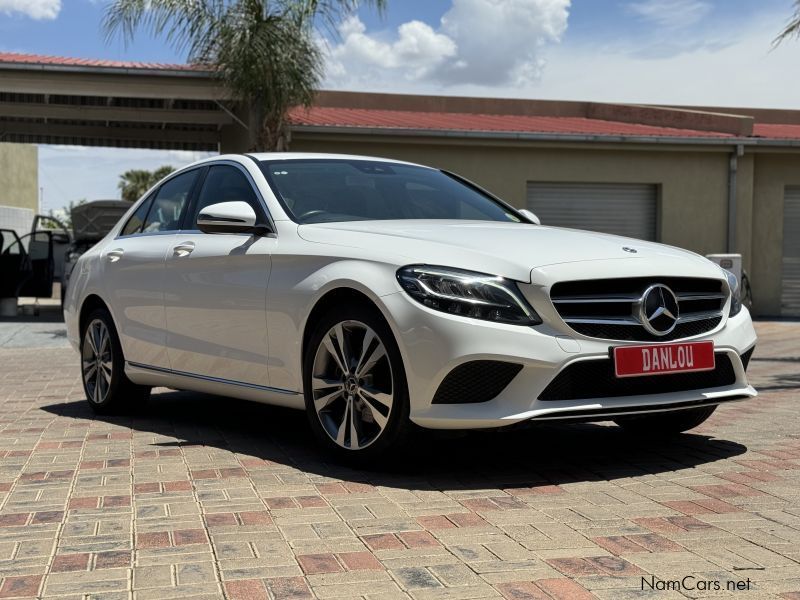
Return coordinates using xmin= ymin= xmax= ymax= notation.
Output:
xmin=173 ymin=242 xmax=195 ymax=257
xmin=106 ymin=248 xmax=124 ymax=263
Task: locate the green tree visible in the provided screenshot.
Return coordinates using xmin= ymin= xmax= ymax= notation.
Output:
xmin=103 ymin=0 xmax=386 ymax=151
xmin=118 ymin=165 xmax=175 ymax=202
xmin=775 ymin=1 xmax=800 ymax=44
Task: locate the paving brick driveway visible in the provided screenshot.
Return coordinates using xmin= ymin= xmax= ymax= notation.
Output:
xmin=0 ymin=320 xmax=798 ymax=599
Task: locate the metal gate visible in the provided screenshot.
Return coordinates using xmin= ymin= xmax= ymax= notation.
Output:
xmin=526 ymin=182 xmax=658 ymax=241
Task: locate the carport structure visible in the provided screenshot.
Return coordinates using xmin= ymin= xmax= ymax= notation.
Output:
xmin=0 ymin=52 xmax=255 ymax=151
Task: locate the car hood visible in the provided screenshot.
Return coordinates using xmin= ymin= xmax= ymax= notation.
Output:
xmin=297 ymin=220 xmax=718 ymax=282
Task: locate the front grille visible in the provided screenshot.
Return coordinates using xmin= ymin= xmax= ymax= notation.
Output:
xmin=550 ymin=277 xmax=726 ymax=342
xmin=432 ymin=361 xmax=522 ymax=404
xmin=538 ymin=353 xmax=736 ymax=401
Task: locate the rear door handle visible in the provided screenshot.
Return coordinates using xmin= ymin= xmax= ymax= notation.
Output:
xmin=106 ymin=248 xmax=124 ymax=263
xmin=173 ymin=242 xmax=195 ymax=257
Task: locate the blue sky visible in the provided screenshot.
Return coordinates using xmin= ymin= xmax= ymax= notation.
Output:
xmin=0 ymin=0 xmax=798 ymax=211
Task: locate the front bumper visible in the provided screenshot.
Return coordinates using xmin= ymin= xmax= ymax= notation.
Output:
xmin=382 ymin=291 xmax=757 ymax=430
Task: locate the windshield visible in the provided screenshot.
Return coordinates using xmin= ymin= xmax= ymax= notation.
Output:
xmin=259 ymin=159 xmax=522 ymax=224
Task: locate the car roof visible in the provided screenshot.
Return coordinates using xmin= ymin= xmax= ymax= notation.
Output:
xmin=242 ymin=152 xmax=427 ymax=168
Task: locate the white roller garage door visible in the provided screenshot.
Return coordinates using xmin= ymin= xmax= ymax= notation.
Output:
xmin=526 ymin=182 xmax=658 ymax=241
xmin=782 ymin=187 xmax=800 ymax=316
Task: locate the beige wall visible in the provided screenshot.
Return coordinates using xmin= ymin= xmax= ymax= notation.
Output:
xmin=0 ymin=143 xmax=38 ymax=211
xmin=752 ymin=151 xmax=800 ymax=316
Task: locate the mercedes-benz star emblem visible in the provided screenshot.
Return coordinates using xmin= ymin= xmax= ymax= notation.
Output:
xmin=636 ymin=284 xmax=680 ymax=336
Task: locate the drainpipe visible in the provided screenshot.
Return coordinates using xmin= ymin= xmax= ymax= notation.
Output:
xmin=727 ymin=144 xmax=744 ymax=253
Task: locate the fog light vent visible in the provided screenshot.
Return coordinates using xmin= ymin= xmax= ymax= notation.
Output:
xmin=432 ymin=361 xmax=522 ymax=404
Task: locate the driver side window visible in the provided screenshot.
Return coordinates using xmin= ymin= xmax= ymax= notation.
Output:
xmin=189 ymin=165 xmax=264 ymax=228
xmin=142 ymin=170 xmax=198 ymax=233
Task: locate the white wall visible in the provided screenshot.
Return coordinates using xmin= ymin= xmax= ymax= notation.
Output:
xmin=0 ymin=205 xmax=34 ymax=240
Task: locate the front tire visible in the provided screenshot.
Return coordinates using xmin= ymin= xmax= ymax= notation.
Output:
xmin=303 ymin=303 xmax=410 ymax=461
xmin=614 ymin=405 xmax=717 ymax=435
xmin=80 ymin=308 xmax=150 ymax=414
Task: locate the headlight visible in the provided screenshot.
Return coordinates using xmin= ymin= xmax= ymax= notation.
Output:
xmin=397 ymin=265 xmax=541 ymax=326
xmin=723 ymin=269 xmax=742 ymax=317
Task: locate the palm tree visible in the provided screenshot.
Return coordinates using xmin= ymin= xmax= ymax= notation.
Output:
xmin=775 ymin=1 xmax=800 ymax=45
xmin=118 ymin=166 xmax=175 ymax=202
xmin=103 ymin=0 xmax=386 ymax=151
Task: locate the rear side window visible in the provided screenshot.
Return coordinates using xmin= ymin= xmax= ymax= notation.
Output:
xmin=142 ymin=170 xmax=199 ymax=233
xmin=120 ymin=195 xmax=154 ymax=236
xmin=189 ymin=165 xmax=264 ymax=228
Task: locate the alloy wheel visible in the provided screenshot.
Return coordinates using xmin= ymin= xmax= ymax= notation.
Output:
xmin=311 ymin=320 xmax=393 ymax=450
xmin=82 ymin=318 xmax=112 ymax=404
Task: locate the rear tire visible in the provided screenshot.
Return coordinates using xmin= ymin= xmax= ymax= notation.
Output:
xmin=303 ymin=302 xmax=410 ymax=462
xmin=80 ymin=308 xmax=150 ymax=414
xmin=614 ymin=405 xmax=716 ymax=435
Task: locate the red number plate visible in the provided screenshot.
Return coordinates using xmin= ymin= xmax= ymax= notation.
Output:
xmin=613 ymin=341 xmax=715 ymax=378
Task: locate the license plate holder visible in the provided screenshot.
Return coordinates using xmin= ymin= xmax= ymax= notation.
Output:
xmin=613 ymin=341 xmax=715 ymax=378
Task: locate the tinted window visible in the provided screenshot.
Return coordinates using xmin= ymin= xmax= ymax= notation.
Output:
xmin=0 ymin=232 xmax=21 ymax=255
xmin=26 ymin=232 xmax=51 ymax=260
xmin=142 ymin=170 xmax=198 ymax=233
xmin=260 ymin=159 xmax=521 ymax=224
xmin=120 ymin=195 xmax=154 ymax=236
xmin=189 ymin=165 xmax=263 ymax=228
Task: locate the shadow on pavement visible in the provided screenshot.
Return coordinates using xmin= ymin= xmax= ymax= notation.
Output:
xmin=42 ymin=390 xmax=747 ymax=491
xmin=0 ymin=303 xmax=64 ymax=323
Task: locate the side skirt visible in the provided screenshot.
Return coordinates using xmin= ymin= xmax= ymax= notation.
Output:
xmin=125 ymin=361 xmax=305 ymax=410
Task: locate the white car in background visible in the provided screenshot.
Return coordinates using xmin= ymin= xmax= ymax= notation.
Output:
xmin=64 ymin=154 xmax=757 ymax=460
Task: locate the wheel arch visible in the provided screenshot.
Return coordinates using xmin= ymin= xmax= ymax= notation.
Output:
xmin=78 ymin=294 xmax=112 ymax=337
xmin=301 ymin=287 xmax=391 ymax=370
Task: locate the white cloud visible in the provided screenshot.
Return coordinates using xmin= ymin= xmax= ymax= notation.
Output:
xmin=436 ymin=0 xmax=570 ymax=85
xmin=327 ymin=16 xmax=456 ymax=81
xmin=531 ymin=12 xmax=798 ymax=109
xmin=0 ymin=0 xmax=60 ymax=20
xmin=325 ymin=0 xmax=571 ymax=88
xmin=627 ymin=0 xmax=712 ymax=29
xmin=322 ymin=4 xmax=798 ymax=111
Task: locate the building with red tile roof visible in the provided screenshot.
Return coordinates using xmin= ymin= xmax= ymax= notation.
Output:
xmin=1 ymin=51 xmax=799 ymax=315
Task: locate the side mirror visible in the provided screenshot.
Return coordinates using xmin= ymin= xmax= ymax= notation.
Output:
xmin=518 ymin=209 xmax=541 ymax=225
xmin=197 ymin=201 xmax=268 ymax=235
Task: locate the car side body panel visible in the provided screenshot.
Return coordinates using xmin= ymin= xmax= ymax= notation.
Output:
xmin=163 ymin=231 xmax=274 ymax=387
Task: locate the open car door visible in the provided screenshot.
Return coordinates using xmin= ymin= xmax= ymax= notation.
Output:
xmin=0 ymin=229 xmax=33 ymax=299
xmin=31 ymin=214 xmax=71 ymax=280
xmin=17 ymin=230 xmax=54 ymax=298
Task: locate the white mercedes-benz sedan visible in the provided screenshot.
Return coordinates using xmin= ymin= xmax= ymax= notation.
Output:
xmin=64 ymin=153 xmax=757 ymax=459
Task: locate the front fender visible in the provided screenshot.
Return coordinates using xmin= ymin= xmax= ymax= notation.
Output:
xmin=266 ymin=257 xmax=402 ymax=392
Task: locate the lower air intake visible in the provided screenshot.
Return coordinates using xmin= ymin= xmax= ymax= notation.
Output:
xmin=539 ymin=353 xmax=736 ymax=401
xmin=432 ymin=361 xmax=522 ymax=404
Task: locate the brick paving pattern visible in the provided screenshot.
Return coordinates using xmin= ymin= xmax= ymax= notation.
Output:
xmin=0 ymin=321 xmax=798 ymax=598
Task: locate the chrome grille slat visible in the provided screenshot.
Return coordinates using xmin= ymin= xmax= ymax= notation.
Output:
xmin=564 ymin=311 xmax=723 ymax=326
xmin=552 ymin=295 xmax=639 ymax=304
xmin=550 ymin=277 xmax=727 ymax=342
xmin=676 ymin=310 xmax=725 ymax=323
xmin=564 ymin=317 xmax=639 ymax=325
xmin=676 ymin=293 xmax=726 ymax=301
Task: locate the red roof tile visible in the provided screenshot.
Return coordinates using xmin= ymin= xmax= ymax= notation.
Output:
xmin=753 ymin=123 xmax=800 ymax=139
xmin=2 ymin=52 xmax=799 ymax=142
xmin=288 ymin=106 xmax=734 ymax=139
xmin=0 ymin=51 xmax=207 ymax=72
